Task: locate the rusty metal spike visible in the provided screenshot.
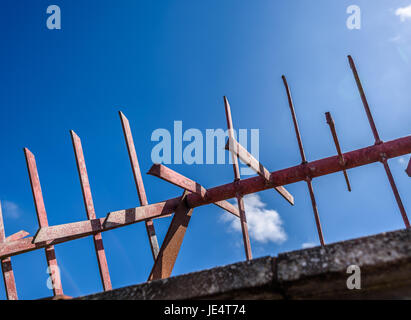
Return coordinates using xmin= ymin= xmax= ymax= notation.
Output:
xmin=70 ymin=130 xmax=112 ymax=291
xmin=23 ymin=148 xmax=64 ymax=296
xmin=348 ymin=56 xmax=410 ymax=228
xmin=325 ymin=112 xmax=352 ymax=192
xmin=223 ymin=96 xmax=252 ymax=260
xmin=282 ymin=75 xmax=325 ymax=246
xmin=119 ymin=111 xmax=160 ymax=260
xmin=0 ymin=201 xmax=18 ymax=300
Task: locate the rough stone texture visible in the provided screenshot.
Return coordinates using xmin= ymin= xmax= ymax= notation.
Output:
xmin=277 ymin=228 xmax=411 ymax=299
xmin=81 ymin=257 xmax=279 ymax=300
xmin=78 ymin=228 xmax=411 ymax=300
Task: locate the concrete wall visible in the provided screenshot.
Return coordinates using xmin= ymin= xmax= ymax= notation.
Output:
xmin=78 ymin=228 xmax=411 ymax=300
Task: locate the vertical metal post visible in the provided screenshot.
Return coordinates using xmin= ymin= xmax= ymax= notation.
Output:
xmin=71 ymin=131 xmax=112 ymax=291
xmin=24 ymin=148 xmax=64 ymax=296
xmin=223 ymin=96 xmax=253 ymax=260
xmin=119 ymin=112 xmax=160 ymax=259
xmin=348 ymin=56 xmax=410 ymax=228
xmin=0 ymin=202 xmax=18 ymax=300
xmin=282 ymin=76 xmax=325 ymax=246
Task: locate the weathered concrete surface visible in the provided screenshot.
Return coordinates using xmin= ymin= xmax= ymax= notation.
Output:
xmin=277 ymin=228 xmax=411 ymax=299
xmin=78 ymin=228 xmax=411 ymax=300
xmin=81 ymin=257 xmax=279 ymax=300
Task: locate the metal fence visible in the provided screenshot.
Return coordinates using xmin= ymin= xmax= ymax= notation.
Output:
xmin=1 ymin=56 xmax=410 ymax=299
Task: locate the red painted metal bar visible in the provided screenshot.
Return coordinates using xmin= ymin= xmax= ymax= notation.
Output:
xmin=225 ymin=138 xmax=295 ymax=205
xmin=23 ymin=148 xmax=64 ymax=296
xmin=148 ymin=191 xmax=193 ymax=280
xmin=119 ymin=111 xmax=160 ymax=260
xmin=306 ymin=177 xmax=324 ymax=244
xmin=223 ymin=96 xmax=252 ymax=260
xmin=325 ymin=112 xmax=351 ymax=192
xmin=406 ymin=158 xmax=411 ymax=177
xmin=348 ymin=55 xmax=382 ymax=145
xmin=0 ymin=202 xmax=18 ymax=300
xmin=1 ymin=235 xmax=97 ymax=260
xmin=225 ymin=139 xmax=270 ymax=181
xmin=33 ymin=202 xmax=173 ymax=245
xmin=282 ymin=76 xmax=307 ymax=163
xmin=348 ymin=56 xmax=410 ymax=228
xmin=282 ymin=75 xmax=325 ymax=246
xmin=381 ymin=157 xmax=410 ymax=227
xmin=148 ymin=163 xmax=240 ymax=217
xmin=71 ymin=130 xmax=112 ymax=291
xmin=5 ymin=230 xmax=29 ymax=243
xmin=3 ymin=134 xmax=411 ymax=259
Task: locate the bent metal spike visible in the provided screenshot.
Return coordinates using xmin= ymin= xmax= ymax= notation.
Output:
xmin=1 ymin=56 xmax=411 ymax=299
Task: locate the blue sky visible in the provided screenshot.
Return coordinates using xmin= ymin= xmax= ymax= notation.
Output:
xmin=1 ymin=0 xmax=411 ymax=299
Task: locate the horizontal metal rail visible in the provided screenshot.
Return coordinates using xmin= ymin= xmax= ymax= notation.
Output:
xmin=1 ymin=134 xmax=410 ymax=260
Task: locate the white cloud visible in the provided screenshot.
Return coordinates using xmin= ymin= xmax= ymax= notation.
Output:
xmin=398 ymin=156 xmax=409 ymax=168
xmin=220 ymin=194 xmax=287 ymax=244
xmin=1 ymin=201 xmax=21 ymax=219
xmin=302 ymin=242 xmax=317 ymax=249
xmin=389 ymin=35 xmax=401 ymax=42
xmin=395 ymin=5 xmax=411 ymax=22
